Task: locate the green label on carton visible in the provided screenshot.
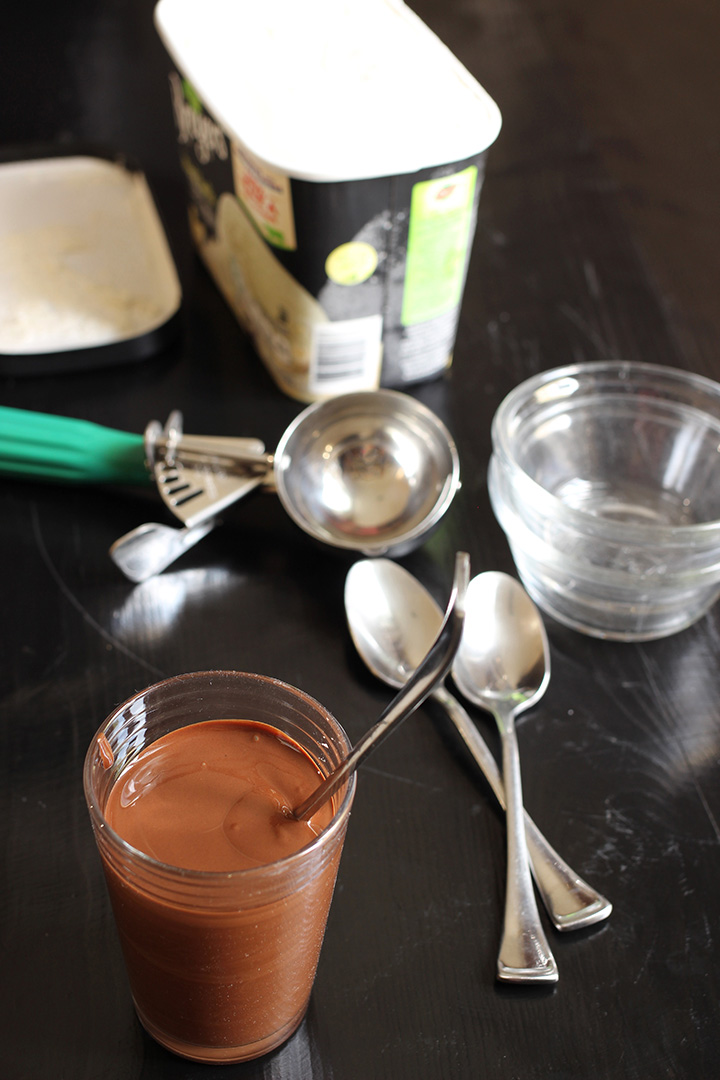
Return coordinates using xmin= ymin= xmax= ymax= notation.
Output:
xmin=182 ymin=78 xmax=203 ymax=113
xmin=401 ymin=165 xmax=478 ymax=326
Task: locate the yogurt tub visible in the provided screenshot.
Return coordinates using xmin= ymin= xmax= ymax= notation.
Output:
xmin=154 ymin=0 xmax=501 ymax=401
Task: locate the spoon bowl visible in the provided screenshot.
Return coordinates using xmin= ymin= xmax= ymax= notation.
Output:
xmin=453 ymin=573 xmax=551 ymax=719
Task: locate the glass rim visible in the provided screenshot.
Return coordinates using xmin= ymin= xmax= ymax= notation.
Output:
xmin=491 ymin=360 xmax=720 ymax=541
xmin=83 ymin=669 xmax=356 ymax=883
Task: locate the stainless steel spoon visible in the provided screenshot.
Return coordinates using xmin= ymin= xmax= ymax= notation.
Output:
xmin=293 ymin=552 xmax=470 ymax=820
xmin=453 ymin=571 xmax=560 ymax=983
xmin=344 ymin=558 xmax=611 ymax=936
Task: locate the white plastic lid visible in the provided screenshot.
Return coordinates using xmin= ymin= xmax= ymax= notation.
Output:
xmin=154 ymin=0 xmax=502 ymax=182
xmin=0 ymin=153 xmax=181 ymax=368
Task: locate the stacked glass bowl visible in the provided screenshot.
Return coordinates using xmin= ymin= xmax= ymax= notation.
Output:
xmin=488 ymin=361 xmax=720 ymax=640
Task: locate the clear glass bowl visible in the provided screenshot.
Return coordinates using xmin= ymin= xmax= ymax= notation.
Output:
xmin=488 ymin=361 xmax=720 ymax=640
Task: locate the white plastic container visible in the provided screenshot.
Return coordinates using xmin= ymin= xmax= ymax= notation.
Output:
xmin=0 ymin=149 xmax=181 ymax=375
xmin=155 ymin=0 xmax=501 ymax=401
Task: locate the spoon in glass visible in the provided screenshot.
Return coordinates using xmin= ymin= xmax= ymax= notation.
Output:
xmin=293 ymin=552 xmax=470 ymax=820
xmin=344 ymin=559 xmax=611 ymax=935
xmin=453 ymin=571 xmax=561 ymax=983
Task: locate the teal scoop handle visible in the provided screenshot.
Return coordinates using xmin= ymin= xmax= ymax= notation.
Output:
xmin=0 ymin=406 xmax=151 ymax=486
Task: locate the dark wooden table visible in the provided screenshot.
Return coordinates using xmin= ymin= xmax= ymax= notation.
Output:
xmin=2 ymin=2 xmax=719 ymax=1077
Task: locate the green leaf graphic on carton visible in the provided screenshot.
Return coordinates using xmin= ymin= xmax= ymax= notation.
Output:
xmin=182 ymin=78 xmax=203 ymax=114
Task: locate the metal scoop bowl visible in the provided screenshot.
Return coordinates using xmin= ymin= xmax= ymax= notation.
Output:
xmin=274 ymin=390 xmax=460 ymax=558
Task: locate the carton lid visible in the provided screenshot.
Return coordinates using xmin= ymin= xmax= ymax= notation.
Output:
xmin=0 ymin=148 xmax=182 ymax=375
xmin=154 ymin=0 xmax=502 ymax=182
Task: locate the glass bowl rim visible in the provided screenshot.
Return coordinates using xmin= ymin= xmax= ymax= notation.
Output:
xmin=491 ymin=360 xmax=720 ymax=542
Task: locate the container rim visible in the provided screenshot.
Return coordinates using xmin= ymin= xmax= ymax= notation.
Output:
xmin=491 ymin=360 xmax=720 ymax=542
xmin=83 ymin=670 xmax=356 ymax=884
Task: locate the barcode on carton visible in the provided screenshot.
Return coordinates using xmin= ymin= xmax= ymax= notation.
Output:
xmin=308 ymin=315 xmax=383 ymax=396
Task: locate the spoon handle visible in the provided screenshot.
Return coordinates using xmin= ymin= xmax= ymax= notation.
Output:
xmin=495 ymin=706 xmax=558 ymax=983
xmin=294 ymin=553 xmax=470 ymax=820
xmin=433 ymin=687 xmax=612 ymax=931
xmin=109 ymin=519 xmax=218 ymax=583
